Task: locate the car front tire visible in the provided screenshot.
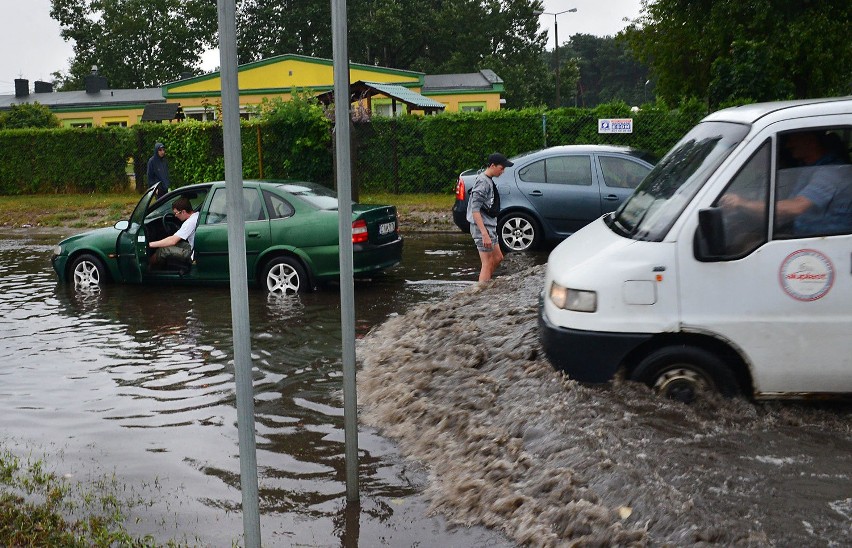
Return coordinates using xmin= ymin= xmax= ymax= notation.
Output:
xmin=499 ymin=212 xmax=541 ymax=252
xmin=263 ymin=256 xmax=309 ymax=295
xmin=630 ymin=346 xmax=740 ymax=403
xmin=70 ymin=253 xmax=107 ymax=290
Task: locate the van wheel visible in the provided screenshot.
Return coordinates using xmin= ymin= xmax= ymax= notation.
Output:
xmin=499 ymin=212 xmax=541 ymax=252
xmin=630 ymin=346 xmax=739 ymax=403
xmin=70 ymin=253 xmax=107 ymax=290
xmin=263 ymin=256 xmax=309 ymax=295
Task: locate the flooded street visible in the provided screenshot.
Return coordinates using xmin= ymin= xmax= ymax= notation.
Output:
xmin=2 ymin=228 xmax=850 ymax=546
xmin=0 ymin=229 xmax=538 ymax=546
xmin=359 ymin=266 xmax=852 ymax=547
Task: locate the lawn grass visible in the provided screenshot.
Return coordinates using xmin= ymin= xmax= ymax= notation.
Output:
xmin=0 ymin=193 xmax=140 ymax=229
xmin=0 ymin=191 xmax=452 ymax=230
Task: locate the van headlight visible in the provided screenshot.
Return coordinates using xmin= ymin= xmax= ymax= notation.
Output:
xmin=549 ymin=282 xmax=597 ymax=312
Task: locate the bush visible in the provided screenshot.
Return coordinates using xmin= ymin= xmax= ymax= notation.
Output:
xmin=0 ymin=101 xmax=708 ymax=196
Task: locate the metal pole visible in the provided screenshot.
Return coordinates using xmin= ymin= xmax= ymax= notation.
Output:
xmin=554 ymin=16 xmax=560 ymax=108
xmin=331 ymin=0 xmax=360 ymax=503
xmin=217 ymin=0 xmax=261 ymax=545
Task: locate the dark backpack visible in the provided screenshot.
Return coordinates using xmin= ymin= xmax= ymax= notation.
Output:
xmin=481 ymin=177 xmax=500 ymax=218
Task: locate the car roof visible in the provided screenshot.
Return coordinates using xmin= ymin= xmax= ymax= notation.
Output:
xmin=516 ymin=144 xmax=639 ymax=157
xmin=703 ymin=96 xmax=852 ymax=126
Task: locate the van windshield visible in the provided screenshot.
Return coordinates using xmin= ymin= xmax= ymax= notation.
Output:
xmin=607 ymin=121 xmax=750 ymax=241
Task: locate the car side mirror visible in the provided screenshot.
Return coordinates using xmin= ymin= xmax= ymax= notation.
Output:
xmin=114 ymin=220 xmax=129 ymax=231
xmin=695 ymin=207 xmax=726 ymax=260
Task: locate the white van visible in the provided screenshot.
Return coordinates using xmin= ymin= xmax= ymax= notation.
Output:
xmin=539 ymin=97 xmax=852 ymax=402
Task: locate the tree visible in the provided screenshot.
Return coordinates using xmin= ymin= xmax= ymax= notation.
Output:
xmin=562 ymin=34 xmax=649 ymax=108
xmin=236 ymin=0 xmax=333 ymax=62
xmin=237 ymin=0 xmax=550 ymax=108
xmin=625 ymin=0 xmax=852 ymax=106
xmin=0 ymin=103 xmax=62 ymax=129
xmin=50 ymin=0 xmax=218 ymax=90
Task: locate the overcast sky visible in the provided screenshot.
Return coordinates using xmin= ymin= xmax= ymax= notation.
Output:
xmin=0 ymin=0 xmax=642 ymax=95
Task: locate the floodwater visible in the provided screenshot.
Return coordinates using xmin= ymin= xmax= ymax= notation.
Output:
xmin=358 ymin=264 xmax=852 ymax=547
xmin=3 ymin=229 xmax=851 ymax=547
xmin=0 ymin=229 xmax=541 ymax=546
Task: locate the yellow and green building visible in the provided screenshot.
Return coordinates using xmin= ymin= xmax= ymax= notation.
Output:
xmin=0 ymin=54 xmax=505 ymax=127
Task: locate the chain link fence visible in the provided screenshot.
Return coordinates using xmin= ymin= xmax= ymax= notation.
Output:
xmin=348 ymin=108 xmax=705 ymax=195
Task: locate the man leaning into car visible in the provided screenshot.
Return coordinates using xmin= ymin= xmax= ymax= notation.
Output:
xmin=148 ymin=197 xmax=199 ymax=269
xmin=467 ymin=152 xmax=512 ymax=283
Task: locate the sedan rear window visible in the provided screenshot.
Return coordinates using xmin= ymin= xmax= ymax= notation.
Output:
xmin=279 ymin=183 xmax=339 ymax=210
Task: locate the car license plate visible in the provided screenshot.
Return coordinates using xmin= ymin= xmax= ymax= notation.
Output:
xmin=378 ymin=221 xmax=395 ymax=235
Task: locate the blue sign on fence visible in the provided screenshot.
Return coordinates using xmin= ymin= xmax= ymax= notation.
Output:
xmin=598 ymin=118 xmax=633 ymax=134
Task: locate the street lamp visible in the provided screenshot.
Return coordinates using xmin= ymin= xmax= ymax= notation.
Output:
xmin=535 ymin=8 xmax=578 ymax=108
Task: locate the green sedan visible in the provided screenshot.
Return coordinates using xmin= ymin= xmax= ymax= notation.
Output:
xmin=52 ymin=180 xmax=403 ymax=294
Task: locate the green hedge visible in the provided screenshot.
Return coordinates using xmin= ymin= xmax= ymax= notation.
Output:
xmin=0 ymin=127 xmax=133 ymax=194
xmin=0 ymin=102 xmax=707 ymax=196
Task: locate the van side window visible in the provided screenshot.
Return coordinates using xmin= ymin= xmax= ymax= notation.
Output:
xmin=714 ymin=141 xmax=770 ymax=257
xmin=773 ymin=129 xmax=852 ymax=239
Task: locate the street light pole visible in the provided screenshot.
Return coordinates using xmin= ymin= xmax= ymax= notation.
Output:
xmin=536 ymin=8 xmax=577 ymax=108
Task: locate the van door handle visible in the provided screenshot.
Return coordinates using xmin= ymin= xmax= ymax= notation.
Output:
xmin=528 ymin=190 xmax=543 ymax=197
xmin=603 ymin=194 xmax=620 ymax=201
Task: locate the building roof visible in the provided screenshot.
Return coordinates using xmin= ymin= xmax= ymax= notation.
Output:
xmin=0 ymin=87 xmax=165 ymax=111
xmin=422 ymin=69 xmax=504 ymax=93
xmin=140 ymin=102 xmax=183 ymax=122
xmin=315 ymin=80 xmax=446 ymax=113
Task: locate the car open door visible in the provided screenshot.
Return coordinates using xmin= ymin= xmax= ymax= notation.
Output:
xmin=116 ymin=187 xmax=159 ymax=283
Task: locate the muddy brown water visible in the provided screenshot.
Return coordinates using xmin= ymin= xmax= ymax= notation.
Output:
xmin=2 ymin=229 xmax=850 ymax=547
xmin=0 ymin=229 xmax=537 ymax=546
xmin=358 ymin=263 xmax=852 ymax=547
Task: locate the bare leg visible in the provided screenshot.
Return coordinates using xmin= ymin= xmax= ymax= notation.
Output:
xmin=478 ymin=246 xmax=504 ymax=283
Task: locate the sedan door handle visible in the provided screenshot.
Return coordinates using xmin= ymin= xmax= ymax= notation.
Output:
xmin=528 ymin=190 xmax=543 ymax=197
xmin=603 ymin=194 xmax=620 ymax=201
xmin=247 ymin=231 xmax=261 ymax=238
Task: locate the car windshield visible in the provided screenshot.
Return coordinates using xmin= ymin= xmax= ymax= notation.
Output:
xmin=280 ymin=183 xmax=339 ymax=210
xmin=607 ymin=121 xmax=750 ymax=241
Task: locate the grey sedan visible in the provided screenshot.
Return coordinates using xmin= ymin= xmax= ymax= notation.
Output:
xmin=452 ymin=145 xmax=656 ymax=251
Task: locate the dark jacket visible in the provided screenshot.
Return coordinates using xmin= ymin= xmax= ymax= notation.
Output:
xmin=146 ymin=142 xmax=170 ymax=196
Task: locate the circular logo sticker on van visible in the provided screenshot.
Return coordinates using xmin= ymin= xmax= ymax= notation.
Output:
xmin=779 ymin=249 xmax=834 ymax=301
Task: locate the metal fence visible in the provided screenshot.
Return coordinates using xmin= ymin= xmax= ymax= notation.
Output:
xmin=347 ymin=109 xmax=704 ymax=195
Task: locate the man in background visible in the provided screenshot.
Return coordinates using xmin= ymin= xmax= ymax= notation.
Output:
xmin=147 ymin=142 xmax=170 ymax=198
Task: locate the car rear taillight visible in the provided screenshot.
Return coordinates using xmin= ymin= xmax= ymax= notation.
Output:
xmin=352 ymin=219 xmax=369 ymax=244
xmin=455 ymin=177 xmax=466 ymax=200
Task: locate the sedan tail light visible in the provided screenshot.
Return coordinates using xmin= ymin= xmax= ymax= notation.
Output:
xmin=352 ymin=219 xmax=369 ymax=244
xmin=454 ymin=177 xmax=466 ymax=200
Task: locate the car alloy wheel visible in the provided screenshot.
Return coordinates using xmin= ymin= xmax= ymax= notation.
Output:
xmin=499 ymin=213 xmax=540 ymax=251
xmin=70 ymin=254 xmax=106 ymax=290
xmin=264 ymin=256 xmax=308 ymax=295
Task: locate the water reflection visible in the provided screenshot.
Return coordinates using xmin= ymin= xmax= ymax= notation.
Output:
xmin=1 ymin=230 xmax=541 ymax=546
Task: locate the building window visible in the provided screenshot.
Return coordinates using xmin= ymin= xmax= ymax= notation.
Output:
xmin=105 ymin=121 xmax=127 ymax=127
xmin=460 ymin=102 xmax=486 ymax=112
xmin=184 ymin=108 xmax=216 ymax=122
xmin=372 ymin=102 xmax=406 ymax=118
xmin=183 ymin=107 xmax=253 ymax=121
xmin=64 ymin=119 xmax=94 ymax=128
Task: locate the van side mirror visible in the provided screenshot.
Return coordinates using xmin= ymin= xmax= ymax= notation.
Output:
xmin=695 ymin=207 xmax=726 ymax=260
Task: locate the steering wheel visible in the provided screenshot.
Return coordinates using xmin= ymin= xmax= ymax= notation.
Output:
xmin=161 ymin=212 xmax=181 ymax=235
